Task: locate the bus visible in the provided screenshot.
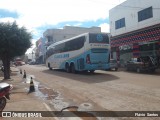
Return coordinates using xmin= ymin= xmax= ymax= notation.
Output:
xmin=46 ymin=33 xmax=110 ymax=73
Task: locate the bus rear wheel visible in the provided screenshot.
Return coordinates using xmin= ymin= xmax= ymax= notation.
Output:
xmin=65 ymin=63 xmax=71 ymax=73
xmin=71 ymin=64 xmax=77 ymax=74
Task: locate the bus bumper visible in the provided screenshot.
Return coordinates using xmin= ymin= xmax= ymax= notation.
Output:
xmin=85 ymin=63 xmax=109 ymax=71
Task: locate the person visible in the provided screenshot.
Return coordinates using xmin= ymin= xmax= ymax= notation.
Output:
xmin=23 ymin=70 xmax=26 ymax=78
xmin=20 ymin=69 xmax=22 ymax=74
xmin=1 ymin=65 xmax=4 ymax=72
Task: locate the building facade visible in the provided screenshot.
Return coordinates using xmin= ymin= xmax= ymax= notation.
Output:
xmin=109 ymin=0 xmax=160 ymax=66
xmin=43 ymin=26 xmax=101 ymax=46
xmin=34 ymin=37 xmax=46 ymax=64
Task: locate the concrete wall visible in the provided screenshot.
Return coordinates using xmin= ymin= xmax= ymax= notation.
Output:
xmin=43 ymin=26 xmax=101 ymax=44
xmin=109 ymin=0 xmax=160 ymax=37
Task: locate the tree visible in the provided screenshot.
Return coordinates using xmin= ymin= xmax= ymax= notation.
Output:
xmin=0 ymin=22 xmax=32 ymax=80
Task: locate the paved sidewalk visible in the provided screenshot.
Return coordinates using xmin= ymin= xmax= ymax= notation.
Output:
xmin=0 ymin=67 xmax=56 ymax=120
xmin=0 ymin=67 xmax=92 ymax=120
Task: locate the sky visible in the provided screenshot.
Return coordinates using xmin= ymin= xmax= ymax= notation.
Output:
xmin=0 ymin=0 xmax=126 ymax=53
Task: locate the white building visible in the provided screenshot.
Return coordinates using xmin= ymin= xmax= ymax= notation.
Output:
xmin=43 ymin=26 xmax=101 ymax=46
xmin=27 ymin=49 xmax=36 ymax=62
xmin=34 ymin=37 xmax=46 ymax=64
xmin=109 ymin=0 xmax=160 ymax=65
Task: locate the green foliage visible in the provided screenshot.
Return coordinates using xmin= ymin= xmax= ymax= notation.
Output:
xmin=0 ymin=21 xmax=32 ymax=59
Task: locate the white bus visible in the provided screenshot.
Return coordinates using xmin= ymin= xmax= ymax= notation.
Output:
xmin=46 ymin=33 xmax=110 ymax=73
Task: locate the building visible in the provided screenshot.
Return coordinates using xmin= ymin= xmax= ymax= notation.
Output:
xmin=26 ymin=47 xmax=36 ymax=62
xmin=43 ymin=26 xmax=101 ymax=46
xmin=109 ymin=0 xmax=160 ymax=66
xmin=34 ymin=37 xmax=46 ymax=64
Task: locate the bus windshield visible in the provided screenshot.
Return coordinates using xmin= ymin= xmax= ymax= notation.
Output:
xmin=89 ymin=33 xmax=109 ymax=44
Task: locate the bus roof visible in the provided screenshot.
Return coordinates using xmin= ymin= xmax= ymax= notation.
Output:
xmin=47 ymin=33 xmax=88 ymax=50
xmin=47 ymin=32 xmax=108 ymax=50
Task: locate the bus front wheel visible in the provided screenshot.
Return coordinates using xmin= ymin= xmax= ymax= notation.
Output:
xmin=90 ymin=70 xmax=95 ymax=73
xmin=48 ymin=63 xmax=52 ymax=70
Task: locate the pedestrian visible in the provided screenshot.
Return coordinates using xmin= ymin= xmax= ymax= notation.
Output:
xmin=20 ymin=69 xmax=22 ymax=74
xmin=23 ymin=70 xmax=26 ymax=78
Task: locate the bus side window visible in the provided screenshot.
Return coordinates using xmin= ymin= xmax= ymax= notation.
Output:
xmin=71 ymin=40 xmax=77 ymax=51
xmin=65 ymin=41 xmax=71 ymax=52
xmin=62 ymin=43 xmax=66 ymax=52
xmin=61 ymin=36 xmax=85 ymax=52
xmin=84 ymin=36 xmax=87 ymax=42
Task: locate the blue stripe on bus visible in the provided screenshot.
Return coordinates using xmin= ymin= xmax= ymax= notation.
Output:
xmin=59 ymin=49 xmax=109 ymax=71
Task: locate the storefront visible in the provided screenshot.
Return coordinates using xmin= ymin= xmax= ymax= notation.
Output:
xmin=111 ymin=23 xmax=160 ymax=66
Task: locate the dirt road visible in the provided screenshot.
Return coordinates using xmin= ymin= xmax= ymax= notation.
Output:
xmin=19 ymin=65 xmax=160 ymax=119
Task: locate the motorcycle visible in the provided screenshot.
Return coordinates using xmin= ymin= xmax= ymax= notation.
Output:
xmin=0 ymin=83 xmax=13 ymax=111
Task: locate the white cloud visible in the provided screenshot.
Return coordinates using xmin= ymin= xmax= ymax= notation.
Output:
xmin=0 ymin=17 xmax=16 ymax=23
xmin=0 ymin=0 xmax=126 ymax=53
xmin=0 ymin=0 xmax=126 ymax=29
xmin=74 ymin=23 xmax=83 ymax=27
xmin=26 ymin=39 xmax=36 ymax=54
xmin=99 ymin=23 xmax=110 ymax=33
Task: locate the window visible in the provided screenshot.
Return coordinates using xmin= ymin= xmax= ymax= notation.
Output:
xmin=47 ymin=36 xmax=53 ymax=42
xmin=138 ymin=6 xmax=153 ymax=22
xmin=54 ymin=43 xmax=65 ymax=53
xmin=115 ymin=18 xmax=125 ymax=29
xmin=46 ymin=36 xmax=85 ymax=58
xmin=46 ymin=47 xmax=54 ymax=58
xmin=89 ymin=33 xmax=109 ymax=43
xmin=64 ymin=36 xmax=85 ymax=52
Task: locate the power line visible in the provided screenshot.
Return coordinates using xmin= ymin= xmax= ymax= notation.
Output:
xmin=86 ymin=0 xmax=160 ymax=10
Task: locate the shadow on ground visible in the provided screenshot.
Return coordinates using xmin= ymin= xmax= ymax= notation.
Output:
xmin=42 ymin=69 xmax=120 ymax=84
xmin=124 ymin=69 xmax=160 ymax=76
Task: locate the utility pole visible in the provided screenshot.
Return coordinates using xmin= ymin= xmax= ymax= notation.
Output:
xmin=32 ymin=51 xmax=34 ymax=61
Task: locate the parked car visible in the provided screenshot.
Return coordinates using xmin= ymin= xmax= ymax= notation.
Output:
xmin=15 ymin=61 xmax=22 ymax=66
xmin=106 ymin=59 xmax=118 ymax=71
xmin=29 ymin=61 xmax=35 ymax=65
xmin=125 ymin=56 xmax=158 ymax=73
xmin=14 ymin=58 xmax=25 ymax=66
